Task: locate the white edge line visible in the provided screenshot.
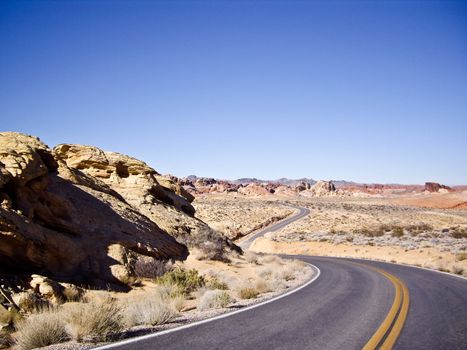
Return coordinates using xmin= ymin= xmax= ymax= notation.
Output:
xmin=94 ymin=263 xmax=321 ymax=349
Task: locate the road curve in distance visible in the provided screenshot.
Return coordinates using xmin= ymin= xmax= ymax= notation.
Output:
xmin=239 ymin=206 xmax=310 ymax=250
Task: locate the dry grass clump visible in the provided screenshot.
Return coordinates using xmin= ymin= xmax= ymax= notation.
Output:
xmin=134 ymin=257 xmax=174 ymax=279
xmin=259 ymin=254 xmax=284 ymax=265
xmin=14 ymin=309 xmax=67 ymax=350
xmin=0 ymin=330 xmax=11 ymax=349
xmin=450 ymin=227 xmax=467 ymax=239
xmin=244 ymin=251 xmax=259 ymax=264
xmin=236 ymin=286 xmax=259 ymax=299
xmin=455 ymin=252 xmax=467 ymax=262
xmin=124 ymin=290 xmax=179 ymax=327
xmin=207 ymin=276 xmax=229 ymax=290
xmin=65 ymin=298 xmax=124 ymax=343
xmin=197 ymin=290 xmax=232 ymax=311
xmin=452 ymin=265 xmax=465 ymax=276
xmin=254 ymin=278 xmax=272 ymax=293
xmin=0 ymin=307 xmax=22 ymax=326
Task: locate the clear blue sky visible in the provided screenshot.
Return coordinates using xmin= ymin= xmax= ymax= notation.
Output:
xmin=1 ymin=1 xmax=466 ymax=185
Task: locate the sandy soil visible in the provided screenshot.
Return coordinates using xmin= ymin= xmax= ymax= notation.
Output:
xmin=193 ymin=194 xmax=467 ymax=276
xmin=251 ymin=238 xmax=467 ymax=277
xmin=193 ymin=194 xmax=293 ymax=239
xmin=389 ymin=190 xmax=467 ymax=209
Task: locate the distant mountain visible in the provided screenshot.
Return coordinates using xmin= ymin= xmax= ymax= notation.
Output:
xmin=232 ymin=177 xmax=316 ymax=186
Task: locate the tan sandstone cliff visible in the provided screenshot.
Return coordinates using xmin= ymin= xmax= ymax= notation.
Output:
xmin=0 ymin=132 xmax=235 ymax=290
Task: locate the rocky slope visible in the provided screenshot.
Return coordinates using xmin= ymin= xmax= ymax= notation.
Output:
xmin=0 ymin=132 xmax=234 ymax=291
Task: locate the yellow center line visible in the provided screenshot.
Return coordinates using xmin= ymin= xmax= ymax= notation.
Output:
xmin=356 ymin=263 xmax=410 ymax=350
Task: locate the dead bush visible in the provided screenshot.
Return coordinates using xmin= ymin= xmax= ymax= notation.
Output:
xmin=65 ymin=298 xmax=124 ymax=343
xmin=14 ymin=309 xmax=67 ymax=350
xmin=134 ymin=257 xmax=173 ymax=279
xmin=197 ymin=290 xmax=232 ymax=310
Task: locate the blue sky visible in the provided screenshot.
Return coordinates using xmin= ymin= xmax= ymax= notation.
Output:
xmin=1 ymin=1 xmax=466 ymax=185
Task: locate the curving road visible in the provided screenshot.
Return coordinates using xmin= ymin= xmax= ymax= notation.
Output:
xmin=96 ymin=207 xmax=467 ymax=350
xmin=239 ymin=205 xmax=310 ymax=250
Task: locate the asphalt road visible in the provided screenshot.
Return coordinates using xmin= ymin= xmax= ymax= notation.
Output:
xmin=98 ymin=257 xmax=467 ymax=350
xmin=239 ymin=206 xmax=310 ymax=250
xmin=96 ymin=205 xmax=467 ymax=350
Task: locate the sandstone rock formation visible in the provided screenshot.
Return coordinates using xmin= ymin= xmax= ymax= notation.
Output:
xmin=237 ymin=183 xmax=274 ymax=196
xmin=0 ymin=132 xmax=209 ymax=288
xmin=301 ymin=180 xmax=337 ymax=197
xmin=424 ymin=182 xmax=452 ymax=193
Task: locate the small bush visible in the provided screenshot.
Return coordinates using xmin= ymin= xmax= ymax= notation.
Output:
xmin=244 ymin=251 xmax=259 ymax=264
xmin=0 ymin=330 xmax=11 ymax=349
xmin=134 ymin=257 xmax=173 ymax=279
xmin=451 ymin=227 xmax=467 ymax=239
xmin=391 ymin=227 xmax=404 ymax=238
xmin=198 ymin=290 xmax=232 ymax=310
xmin=14 ymin=309 xmax=67 ymax=350
xmin=207 ymin=276 xmax=229 ymax=290
xmin=157 ymin=268 xmax=205 ymax=295
xmin=0 ymin=307 xmax=22 ymax=326
xmin=237 ymin=287 xmax=259 ymax=299
xmin=274 ymin=266 xmax=296 ymax=281
xmin=65 ymin=298 xmax=124 ymax=343
xmin=254 ymin=279 xmax=272 ymax=293
xmin=455 ymin=252 xmax=467 ymax=262
xmin=452 ymin=265 xmax=464 ymax=275
xmin=62 ymin=285 xmax=84 ymax=302
xmin=124 ymin=292 xmax=178 ymax=326
xmin=260 ymin=255 xmax=283 ymax=265
xmin=182 ymin=227 xmax=230 ymax=261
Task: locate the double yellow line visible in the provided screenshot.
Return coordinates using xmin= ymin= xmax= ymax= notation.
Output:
xmin=361 ymin=264 xmax=410 ymax=350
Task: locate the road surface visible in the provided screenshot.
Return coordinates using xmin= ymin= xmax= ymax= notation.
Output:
xmin=239 ymin=206 xmax=310 ymax=250
xmin=96 ymin=206 xmax=467 ymax=350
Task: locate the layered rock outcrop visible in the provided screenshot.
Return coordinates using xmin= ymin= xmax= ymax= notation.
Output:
xmin=0 ymin=132 xmax=233 ymax=289
xmin=300 ymin=180 xmax=337 ymax=197
xmin=424 ymin=182 xmax=452 ymax=193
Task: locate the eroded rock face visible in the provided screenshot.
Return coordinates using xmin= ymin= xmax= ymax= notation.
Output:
xmin=53 ymin=144 xmax=221 ymax=244
xmin=425 ymin=182 xmax=452 ymax=193
xmin=301 ymin=180 xmax=337 ymax=197
xmin=0 ymin=133 xmax=188 ymax=288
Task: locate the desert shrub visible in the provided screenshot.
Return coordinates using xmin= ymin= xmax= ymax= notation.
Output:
xmin=406 ymin=223 xmax=433 ymax=236
xmin=13 ymin=291 xmax=47 ymax=312
xmin=124 ymin=291 xmax=178 ymax=326
xmin=181 ymin=227 xmax=230 ymax=261
xmin=170 ymin=294 xmax=186 ymax=312
xmin=0 ymin=307 xmax=22 ymax=326
xmin=455 ymin=252 xmax=467 ymax=262
xmin=14 ymin=309 xmax=67 ymax=350
xmin=451 ymin=227 xmax=467 ymax=239
xmin=198 ymin=290 xmax=232 ymax=310
xmin=357 ymin=227 xmax=383 ymax=237
xmin=274 ymin=265 xmax=296 ymax=281
xmin=260 ymin=255 xmax=283 ymax=265
xmin=244 ymin=251 xmax=259 ymax=264
xmin=157 ymin=267 xmax=205 ymax=295
xmin=62 ymin=285 xmax=83 ymax=302
xmin=65 ymin=298 xmax=124 ymax=342
xmin=254 ymin=279 xmax=272 ymax=293
xmin=391 ymin=226 xmax=404 ymax=238
xmin=207 ymin=276 xmax=229 ymax=290
xmin=134 ymin=257 xmax=173 ymax=279
xmin=237 ymin=287 xmax=259 ymax=299
xmin=0 ymin=330 xmax=11 ymax=349
xmin=452 ymin=265 xmax=464 ymax=275
xmin=256 ymin=266 xmax=274 ymax=279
